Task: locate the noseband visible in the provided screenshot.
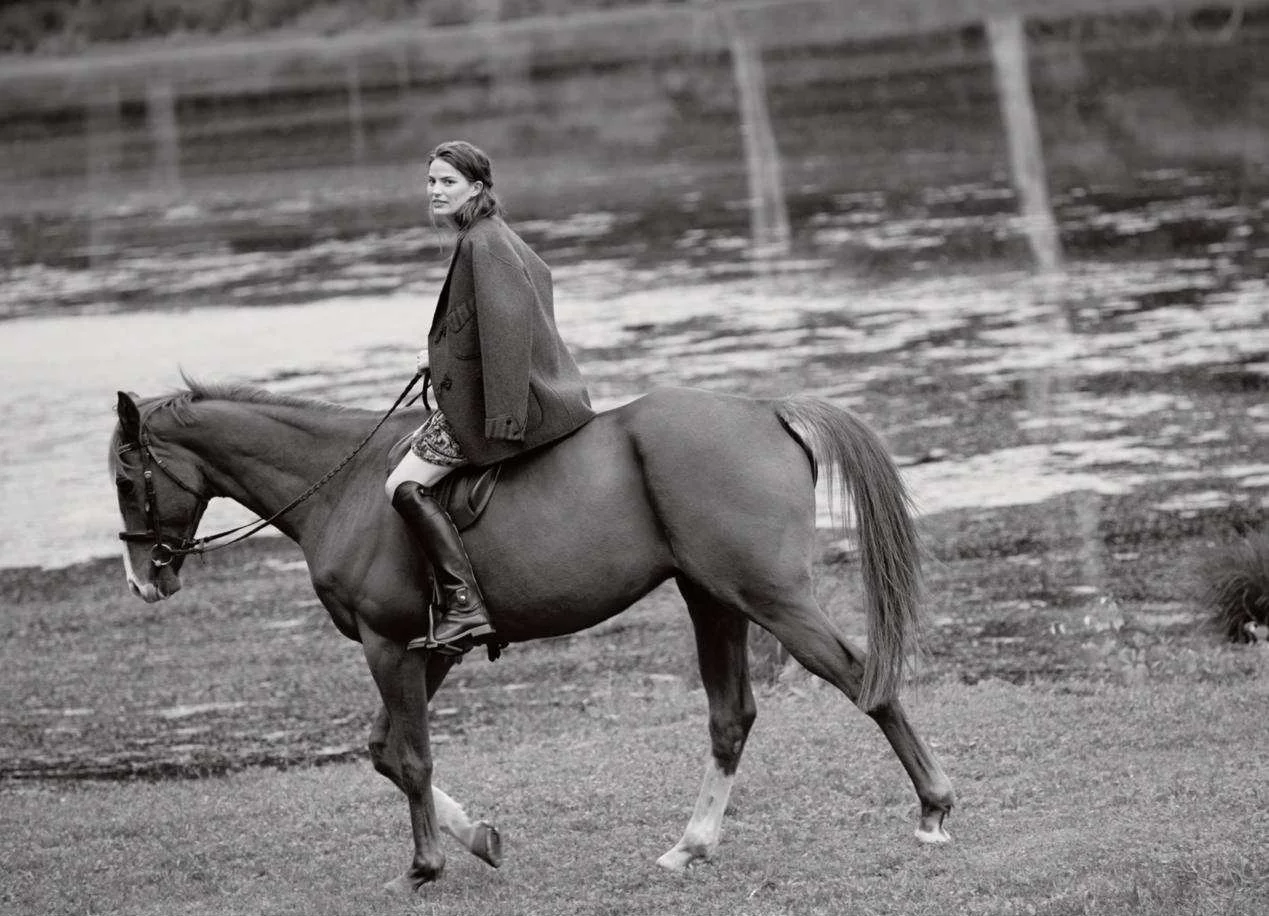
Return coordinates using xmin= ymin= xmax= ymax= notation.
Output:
xmin=117 ymin=371 xmax=426 ymax=568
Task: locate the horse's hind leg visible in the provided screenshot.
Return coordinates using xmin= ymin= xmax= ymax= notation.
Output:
xmin=367 ymin=705 xmax=501 ymax=868
xmin=748 ymin=591 xmax=954 ymax=843
xmin=658 ymin=579 xmax=757 ymax=871
xmin=870 ymin=699 xmax=953 ymax=843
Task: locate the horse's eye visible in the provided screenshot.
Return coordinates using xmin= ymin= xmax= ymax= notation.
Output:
xmin=116 ymin=475 xmax=135 ymax=495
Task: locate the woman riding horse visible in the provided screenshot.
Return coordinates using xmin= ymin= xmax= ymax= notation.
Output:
xmin=384 ymin=140 xmax=595 ymax=652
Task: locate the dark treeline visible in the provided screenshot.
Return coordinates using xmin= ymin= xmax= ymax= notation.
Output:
xmin=0 ymin=0 xmax=699 ymax=54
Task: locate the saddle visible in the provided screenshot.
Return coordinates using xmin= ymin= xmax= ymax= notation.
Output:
xmin=388 ymin=434 xmax=502 ymax=531
xmin=433 ymin=464 xmax=501 ymax=530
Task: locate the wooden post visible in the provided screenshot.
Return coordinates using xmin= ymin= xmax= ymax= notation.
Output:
xmin=145 ymin=78 xmax=182 ymax=195
xmin=993 ymin=14 xmax=1101 ymax=616
xmin=475 ymin=0 xmax=533 ymax=111
xmin=86 ymin=81 xmax=123 ymax=267
xmin=346 ymin=58 xmax=366 ymax=166
xmin=718 ymin=4 xmax=791 ymax=258
xmin=986 ymin=13 xmax=1061 ymax=272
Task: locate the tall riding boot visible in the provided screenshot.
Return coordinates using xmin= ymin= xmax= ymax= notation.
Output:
xmin=391 ymin=481 xmax=495 ymax=650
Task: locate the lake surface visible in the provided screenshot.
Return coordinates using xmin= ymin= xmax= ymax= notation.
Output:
xmin=1 ymin=169 xmax=1267 ymax=570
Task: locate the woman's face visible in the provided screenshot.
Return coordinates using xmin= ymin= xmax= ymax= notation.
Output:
xmin=428 ymin=158 xmax=481 ymax=219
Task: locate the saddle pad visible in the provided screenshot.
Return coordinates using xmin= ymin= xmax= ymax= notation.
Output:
xmin=388 ymin=433 xmax=502 ymax=531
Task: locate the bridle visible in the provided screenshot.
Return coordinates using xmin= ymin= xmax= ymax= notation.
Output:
xmin=118 ymin=371 xmax=427 ymax=568
xmin=116 ymin=427 xmax=210 ymax=568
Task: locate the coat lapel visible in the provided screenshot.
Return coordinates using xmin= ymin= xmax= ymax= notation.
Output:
xmin=428 ymin=244 xmax=462 ymax=338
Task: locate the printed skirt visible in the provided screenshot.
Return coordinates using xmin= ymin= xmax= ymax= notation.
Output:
xmin=408 ymin=410 xmax=468 ymax=468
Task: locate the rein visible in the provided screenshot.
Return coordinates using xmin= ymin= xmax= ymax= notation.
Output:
xmin=119 ymin=371 xmax=427 ymax=567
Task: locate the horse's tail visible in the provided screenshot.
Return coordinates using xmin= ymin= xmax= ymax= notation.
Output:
xmin=775 ymin=396 xmax=922 ymax=710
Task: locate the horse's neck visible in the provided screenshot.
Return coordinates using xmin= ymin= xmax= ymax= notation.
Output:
xmin=185 ymin=401 xmax=377 ymax=542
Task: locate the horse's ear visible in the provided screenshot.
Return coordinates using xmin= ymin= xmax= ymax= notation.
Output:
xmin=117 ymin=391 xmax=142 ymax=442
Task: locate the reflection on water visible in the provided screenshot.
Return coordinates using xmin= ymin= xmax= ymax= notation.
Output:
xmin=1 ymin=167 xmax=1265 ymax=570
xmin=3 ymin=166 xmax=1266 ymax=321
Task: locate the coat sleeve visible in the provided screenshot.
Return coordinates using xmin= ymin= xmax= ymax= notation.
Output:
xmin=472 ymin=243 xmax=535 ymax=441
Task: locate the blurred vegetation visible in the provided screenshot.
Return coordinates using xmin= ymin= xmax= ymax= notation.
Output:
xmin=1199 ymin=531 xmax=1269 ymax=643
xmin=0 ymin=0 xmax=705 ymax=54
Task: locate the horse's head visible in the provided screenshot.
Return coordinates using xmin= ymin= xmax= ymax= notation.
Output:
xmin=111 ymin=391 xmax=210 ymax=602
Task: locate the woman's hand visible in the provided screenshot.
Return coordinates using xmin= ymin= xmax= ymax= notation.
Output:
xmin=415 ymin=349 xmax=429 ymax=375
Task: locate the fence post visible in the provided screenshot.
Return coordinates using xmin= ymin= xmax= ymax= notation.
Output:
xmin=986 ymin=13 xmax=1061 ymax=272
xmin=346 ymin=58 xmax=366 ymax=166
xmin=145 ymin=78 xmax=182 ymax=195
xmin=717 ymin=3 xmax=791 ymax=258
xmin=86 ymin=81 xmax=123 ymax=267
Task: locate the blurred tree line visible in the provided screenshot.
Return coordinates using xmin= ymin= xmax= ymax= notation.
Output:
xmin=0 ymin=0 xmax=701 ymax=54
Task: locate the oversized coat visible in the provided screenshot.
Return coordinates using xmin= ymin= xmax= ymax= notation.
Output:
xmin=427 ymin=215 xmax=595 ymax=466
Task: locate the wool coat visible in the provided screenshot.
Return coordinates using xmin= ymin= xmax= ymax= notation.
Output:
xmin=427 ymin=216 xmax=595 ymax=465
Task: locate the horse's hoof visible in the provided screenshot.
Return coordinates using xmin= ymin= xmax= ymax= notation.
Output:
xmin=656 ymin=849 xmax=691 ymax=872
xmin=923 ymin=806 xmax=954 ymax=842
xmin=383 ymin=859 xmax=445 ymax=895
xmin=656 ymin=845 xmax=708 ymax=872
xmin=915 ymin=817 xmax=952 ymax=844
xmin=473 ymin=821 xmax=502 ymax=868
xmin=383 ymin=874 xmax=418 ymax=897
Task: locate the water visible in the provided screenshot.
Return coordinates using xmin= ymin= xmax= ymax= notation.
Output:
xmin=1 ymin=171 xmax=1266 ymax=570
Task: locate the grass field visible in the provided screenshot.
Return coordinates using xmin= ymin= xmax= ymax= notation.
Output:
xmin=2 ymin=490 xmax=1267 ymax=914
xmin=4 ymin=679 xmax=1267 ymax=915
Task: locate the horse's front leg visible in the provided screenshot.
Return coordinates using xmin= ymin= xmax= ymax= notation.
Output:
xmin=367 ymin=704 xmax=502 ymax=868
xmin=361 ymin=633 xmax=446 ymax=893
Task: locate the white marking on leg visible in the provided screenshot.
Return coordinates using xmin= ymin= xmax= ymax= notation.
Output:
xmin=657 ymin=757 xmax=735 ymax=871
xmin=433 ymin=786 xmax=501 ymax=867
xmin=432 ymin=786 xmax=474 ymax=844
xmin=915 ymin=824 xmax=952 ymax=844
xmin=915 ymin=814 xmax=952 ymax=844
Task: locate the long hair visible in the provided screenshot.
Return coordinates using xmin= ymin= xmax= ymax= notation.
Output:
xmin=429 ymin=140 xmax=503 ymax=231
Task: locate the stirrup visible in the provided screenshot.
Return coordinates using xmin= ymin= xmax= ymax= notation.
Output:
xmin=425 ymin=614 xmax=496 ymax=651
xmin=407 ymin=628 xmax=505 ymax=662
xmin=406 ymin=580 xmax=451 ymax=652
xmin=407 ymin=579 xmax=493 ymax=654
xmin=406 ymin=615 xmax=475 ymax=655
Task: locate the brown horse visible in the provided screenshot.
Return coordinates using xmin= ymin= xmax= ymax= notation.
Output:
xmin=110 ymin=381 xmax=953 ymax=893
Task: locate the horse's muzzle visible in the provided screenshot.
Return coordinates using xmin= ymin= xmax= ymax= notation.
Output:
xmin=124 ymin=555 xmax=182 ymax=603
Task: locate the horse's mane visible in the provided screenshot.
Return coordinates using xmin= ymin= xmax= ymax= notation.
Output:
xmin=150 ymin=373 xmax=353 ymax=425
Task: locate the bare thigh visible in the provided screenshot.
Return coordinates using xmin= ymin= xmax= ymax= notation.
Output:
xmin=385 ymin=452 xmax=457 ymax=498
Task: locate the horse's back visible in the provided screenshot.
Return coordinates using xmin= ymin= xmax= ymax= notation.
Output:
xmin=619 ymin=387 xmax=815 ymax=504
xmin=513 ymin=386 xmax=805 ymax=501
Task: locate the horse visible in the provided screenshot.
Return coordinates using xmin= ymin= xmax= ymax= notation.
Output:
xmin=109 ymin=380 xmax=954 ymax=893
